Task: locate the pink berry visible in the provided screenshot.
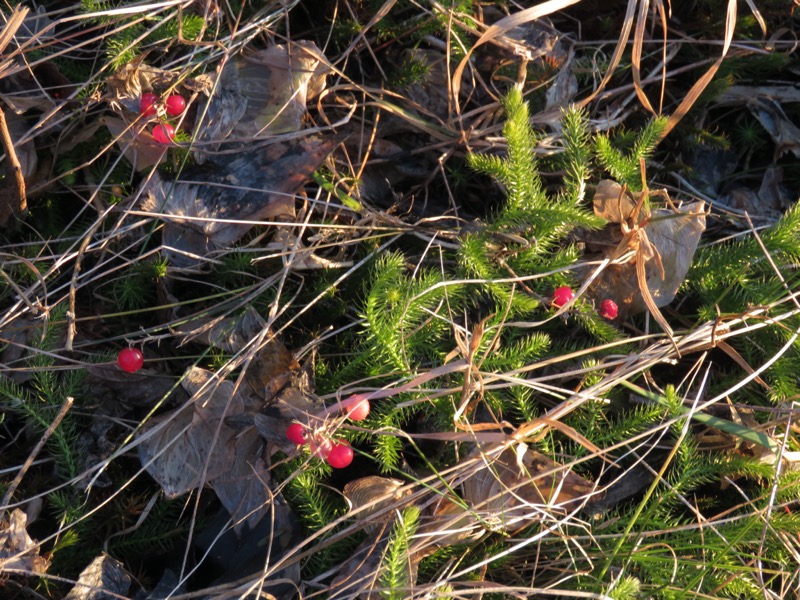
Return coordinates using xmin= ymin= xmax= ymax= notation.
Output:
xmin=309 ymin=438 xmax=332 ymax=459
xmin=286 ymin=423 xmax=308 ymax=445
xmin=140 ymin=92 xmax=158 ymax=117
xmin=327 ymin=441 xmax=354 ymax=469
xmin=165 ymin=94 xmax=186 ymax=116
xmin=152 ymin=123 xmax=175 ymax=144
xmin=117 ymin=348 xmax=144 ymax=373
xmin=599 ymin=299 xmax=619 ymax=320
xmin=552 ymin=286 xmax=574 ymax=308
xmin=344 ymin=395 xmax=370 ymax=421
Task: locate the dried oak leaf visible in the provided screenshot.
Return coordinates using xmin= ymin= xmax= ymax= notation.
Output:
xmin=586 ymin=180 xmax=706 ymax=318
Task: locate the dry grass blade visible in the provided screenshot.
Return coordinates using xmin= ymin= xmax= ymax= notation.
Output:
xmin=0 ymin=6 xmax=29 ymax=71
xmin=576 ymin=0 xmax=638 ymax=108
xmin=630 ymin=0 xmax=668 ymax=115
xmin=661 ymin=0 xmax=737 ymax=138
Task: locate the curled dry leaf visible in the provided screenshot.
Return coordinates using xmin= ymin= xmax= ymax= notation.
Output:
xmin=748 ymin=97 xmax=800 ymax=160
xmin=343 ymin=476 xmax=411 ymax=534
xmin=0 ymin=508 xmax=49 ymax=573
xmin=585 ymin=179 xmax=706 ymax=319
xmin=330 ymin=477 xmax=414 ymax=600
xmin=104 ymin=57 xmax=205 ymax=114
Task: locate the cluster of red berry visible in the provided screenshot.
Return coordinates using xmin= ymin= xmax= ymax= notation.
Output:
xmin=552 ymin=286 xmax=619 ymax=320
xmin=285 ymin=395 xmax=371 ymax=469
xmin=139 ymin=92 xmax=187 ymax=144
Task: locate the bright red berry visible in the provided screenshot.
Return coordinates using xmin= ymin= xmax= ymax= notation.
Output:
xmin=140 ymin=92 xmax=158 ymax=117
xmin=599 ymin=299 xmax=619 ymax=320
xmin=309 ymin=438 xmax=332 ymax=459
xmin=327 ymin=441 xmax=354 ymax=469
xmin=165 ymin=94 xmax=186 ymax=116
xmin=117 ymin=348 xmax=144 ymax=373
xmin=552 ymin=286 xmax=575 ymax=308
xmin=286 ymin=423 xmax=308 ymax=445
xmin=152 ymin=123 xmax=175 ymax=144
xmin=344 ymin=395 xmax=370 ymax=421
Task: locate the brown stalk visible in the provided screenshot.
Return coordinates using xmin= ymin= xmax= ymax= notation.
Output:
xmin=0 ymin=6 xmax=31 ymax=220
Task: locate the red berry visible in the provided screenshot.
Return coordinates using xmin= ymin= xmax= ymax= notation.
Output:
xmin=552 ymin=286 xmax=574 ymax=308
xmin=165 ymin=94 xmax=186 ymax=116
xmin=117 ymin=348 xmax=144 ymax=373
xmin=286 ymin=423 xmax=308 ymax=445
xmin=327 ymin=441 xmax=354 ymax=469
xmin=309 ymin=438 xmax=332 ymax=459
xmin=140 ymin=92 xmax=158 ymax=117
xmin=152 ymin=123 xmax=175 ymax=144
xmin=599 ymin=299 xmax=619 ymax=320
xmin=344 ymin=395 xmax=370 ymax=421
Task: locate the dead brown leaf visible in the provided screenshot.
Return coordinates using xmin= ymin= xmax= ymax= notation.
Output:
xmin=211 ymin=433 xmax=271 ymax=531
xmin=586 ymin=180 xmax=706 ymax=320
xmin=344 ymin=476 xmax=411 ymax=534
xmin=138 ymin=133 xmax=347 ymax=268
xmin=460 ymin=443 xmax=601 ymax=533
xmin=104 ymin=57 xmax=196 ymax=114
xmin=331 ymin=476 xmax=415 ymax=600
xmin=194 ymin=41 xmax=330 ymax=163
xmin=64 ymin=554 xmax=130 ymax=600
xmin=174 ymin=307 xmax=306 ymax=400
xmin=136 ymin=367 xmax=270 ymax=528
xmin=103 ymin=116 xmax=168 ymax=172
xmin=137 ymin=367 xmax=240 ymax=497
xmin=0 ymin=508 xmax=49 ymax=574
